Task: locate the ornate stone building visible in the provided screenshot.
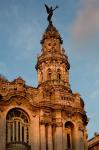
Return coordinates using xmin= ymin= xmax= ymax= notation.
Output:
xmin=88 ymin=133 xmax=99 ymax=150
xmin=0 ymin=22 xmax=88 ymax=150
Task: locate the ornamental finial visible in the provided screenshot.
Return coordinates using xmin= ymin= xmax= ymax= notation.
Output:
xmin=45 ymin=4 xmax=59 ymax=25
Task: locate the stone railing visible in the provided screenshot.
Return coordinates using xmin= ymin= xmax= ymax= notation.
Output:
xmin=6 ymin=142 xmax=31 ymax=150
xmin=88 ymin=134 xmax=99 ymax=148
xmin=54 ymin=99 xmax=82 ymax=109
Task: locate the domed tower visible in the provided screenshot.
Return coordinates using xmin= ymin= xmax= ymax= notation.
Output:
xmin=36 ymin=23 xmax=71 ymax=94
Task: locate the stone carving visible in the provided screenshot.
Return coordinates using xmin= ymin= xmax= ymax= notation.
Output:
xmin=55 ymin=122 xmax=63 ymax=127
xmin=77 ymin=121 xmax=84 ymax=131
xmin=41 ymin=24 xmax=63 ymax=44
xmin=16 ymin=100 xmax=22 ymax=106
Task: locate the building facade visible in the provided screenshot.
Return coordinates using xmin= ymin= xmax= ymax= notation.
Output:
xmin=0 ymin=22 xmax=88 ymax=150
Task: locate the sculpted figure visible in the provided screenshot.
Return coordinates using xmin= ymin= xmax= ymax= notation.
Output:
xmin=45 ymin=4 xmax=59 ymax=24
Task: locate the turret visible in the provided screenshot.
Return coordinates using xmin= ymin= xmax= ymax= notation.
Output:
xmin=36 ymin=24 xmax=70 ymax=91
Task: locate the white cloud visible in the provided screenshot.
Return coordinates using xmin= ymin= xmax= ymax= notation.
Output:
xmin=70 ymin=0 xmax=99 ymax=47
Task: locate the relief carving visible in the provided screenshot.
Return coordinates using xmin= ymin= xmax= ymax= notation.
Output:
xmin=77 ymin=121 xmax=84 ymax=131
xmin=55 ymin=122 xmax=63 ymax=127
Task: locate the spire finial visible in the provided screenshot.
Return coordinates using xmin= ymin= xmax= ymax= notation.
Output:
xmin=45 ymin=4 xmax=59 ymax=25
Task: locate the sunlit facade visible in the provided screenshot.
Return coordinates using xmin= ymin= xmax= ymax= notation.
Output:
xmin=88 ymin=133 xmax=99 ymax=150
xmin=0 ymin=23 xmax=88 ymax=150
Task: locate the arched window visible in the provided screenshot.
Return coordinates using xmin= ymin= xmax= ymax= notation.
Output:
xmin=65 ymin=121 xmax=75 ymax=150
xmin=6 ymin=108 xmax=30 ymax=150
xmin=57 ymin=69 xmax=61 ymax=80
xmin=47 ymin=68 xmax=52 ymax=80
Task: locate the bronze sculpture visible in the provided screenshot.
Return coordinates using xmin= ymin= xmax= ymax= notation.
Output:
xmin=45 ymin=4 xmax=59 ymax=25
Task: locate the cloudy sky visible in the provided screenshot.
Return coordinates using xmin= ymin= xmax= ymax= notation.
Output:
xmin=0 ymin=0 xmax=99 ymax=139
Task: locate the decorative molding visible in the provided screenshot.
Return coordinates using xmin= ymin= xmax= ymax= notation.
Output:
xmin=40 ymin=119 xmax=52 ymax=125
xmin=55 ymin=122 xmax=63 ymax=127
xmin=77 ymin=121 xmax=84 ymax=131
xmin=0 ymin=107 xmax=4 ymax=112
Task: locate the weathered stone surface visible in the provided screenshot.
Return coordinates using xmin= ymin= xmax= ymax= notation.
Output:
xmin=88 ymin=133 xmax=99 ymax=150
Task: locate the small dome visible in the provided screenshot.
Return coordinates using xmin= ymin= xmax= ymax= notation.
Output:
xmin=41 ymin=24 xmax=63 ymax=44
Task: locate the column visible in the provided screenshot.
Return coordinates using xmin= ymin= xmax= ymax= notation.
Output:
xmin=74 ymin=127 xmax=79 ymax=150
xmin=84 ymin=130 xmax=88 ymax=150
xmin=31 ymin=116 xmax=40 ymax=150
xmin=0 ymin=114 xmax=6 ymax=150
xmin=20 ymin=123 xmax=22 ymax=142
xmin=75 ymin=126 xmax=84 ymax=150
xmin=63 ymin=128 xmax=67 ymax=150
xmin=16 ymin=121 xmax=18 ymax=142
xmin=79 ymin=130 xmax=84 ymax=150
xmin=7 ymin=122 xmax=11 ymax=143
xmin=55 ymin=123 xmax=63 ymax=150
xmin=28 ymin=126 xmax=30 ymax=144
xmin=48 ymin=124 xmax=53 ymax=150
xmin=13 ymin=122 xmax=15 ymax=142
xmin=24 ymin=125 xmax=27 ymax=143
xmin=40 ymin=123 xmax=46 ymax=150
xmin=42 ymin=70 xmax=45 ymax=82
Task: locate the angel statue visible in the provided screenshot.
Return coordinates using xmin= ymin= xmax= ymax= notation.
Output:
xmin=45 ymin=4 xmax=59 ymax=25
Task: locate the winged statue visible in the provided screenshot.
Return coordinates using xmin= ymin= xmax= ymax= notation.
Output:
xmin=45 ymin=4 xmax=59 ymax=24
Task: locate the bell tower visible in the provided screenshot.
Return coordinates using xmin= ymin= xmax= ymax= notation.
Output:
xmin=36 ymin=23 xmax=71 ymax=93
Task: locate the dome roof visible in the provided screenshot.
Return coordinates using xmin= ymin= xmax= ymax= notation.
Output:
xmin=41 ymin=24 xmax=63 ymax=44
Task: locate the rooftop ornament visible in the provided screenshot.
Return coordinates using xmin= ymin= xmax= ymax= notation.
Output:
xmin=45 ymin=4 xmax=59 ymax=25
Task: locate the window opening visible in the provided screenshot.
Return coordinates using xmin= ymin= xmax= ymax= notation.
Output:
xmin=6 ymin=108 xmax=29 ymax=145
xmin=57 ymin=69 xmax=61 ymax=80
xmin=67 ymin=133 xmax=71 ymax=149
xmin=47 ymin=69 xmax=52 ymax=80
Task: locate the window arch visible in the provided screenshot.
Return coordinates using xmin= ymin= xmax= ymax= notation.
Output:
xmin=47 ymin=68 xmax=52 ymax=80
xmin=6 ymin=108 xmax=30 ymax=149
xmin=57 ymin=69 xmax=61 ymax=80
xmin=64 ymin=121 xmax=75 ymax=150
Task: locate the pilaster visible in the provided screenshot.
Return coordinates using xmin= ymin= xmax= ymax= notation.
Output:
xmin=0 ymin=111 xmax=6 ymax=150
xmin=55 ymin=122 xmax=63 ymax=150
xmin=32 ymin=115 xmax=40 ymax=150
xmin=40 ymin=123 xmax=46 ymax=150
xmin=48 ymin=124 xmax=53 ymax=150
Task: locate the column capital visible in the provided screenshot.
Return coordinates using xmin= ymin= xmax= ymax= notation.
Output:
xmin=54 ymin=122 xmax=63 ymax=127
xmin=40 ymin=120 xmax=52 ymax=126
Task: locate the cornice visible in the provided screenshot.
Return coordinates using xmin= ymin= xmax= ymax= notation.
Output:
xmin=52 ymin=122 xmax=63 ymax=127
xmin=41 ymin=24 xmax=63 ymax=44
xmin=88 ymin=139 xmax=99 ymax=148
xmin=0 ymin=92 xmax=40 ymax=109
xmin=36 ymin=53 xmax=70 ymax=70
xmin=37 ymin=80 xmax=71 ymax=91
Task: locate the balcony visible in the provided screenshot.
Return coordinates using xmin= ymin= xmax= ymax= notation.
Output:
xmin=6 ymin=142 xmax=31 ymax=150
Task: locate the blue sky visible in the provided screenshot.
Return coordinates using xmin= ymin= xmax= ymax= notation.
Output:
xmin=0 ymin=0 xmax=99 ymax=139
